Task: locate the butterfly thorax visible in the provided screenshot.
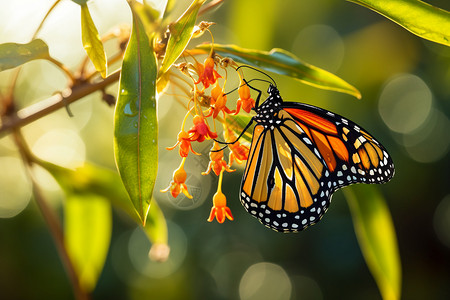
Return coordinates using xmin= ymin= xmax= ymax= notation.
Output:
xmin=254 ymin=84 xmax=283 ymax=128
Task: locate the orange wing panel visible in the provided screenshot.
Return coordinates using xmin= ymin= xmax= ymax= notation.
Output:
xmin=311 ymin=129 xmax=337 ymax=172
xmin=285 ymin=108 xmax=338 ymax=135
xmin=328 ymin=136 xmax=349 ymax=162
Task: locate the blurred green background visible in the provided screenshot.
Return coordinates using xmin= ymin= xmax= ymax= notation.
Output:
xmin=1 ymin=0 xmax=450 ymax=299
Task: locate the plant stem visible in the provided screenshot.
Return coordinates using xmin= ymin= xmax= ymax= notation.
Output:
xmin=46 ymin=56 xmax=77 ymax=84
xmin=31 ymin=0 xmax=62 ymax=39
xmin=0 ymin=70 xmax=120 ymax=137
xmin=12 ymin=130 xmax=90 ymax=300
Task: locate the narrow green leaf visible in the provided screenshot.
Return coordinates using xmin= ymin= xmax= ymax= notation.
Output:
xmin=114 ymin=9 xmax=158 ymax=225
xmin=162 ymin=0 xmax=176 ymax=21
xmin=159 ymin=0 xmax=206 ymax=75
xmin=65 ymin=193 xmax=111 ymax=292
xmin=144 ymin=200 xmax=170 ymax=262
xmin=349 ymin=0 xmax=450 ymax=47
xmin=195 ymin=44 xmax=361 ymax=99
xmin=80 ymin=4 xmax=107 ymax=78
xmin=0 ymin=39 xmax=50 ymax=71
xmin=344 ymin=185 xmax=401 ymax=300
xmin=37 ymin=161 xmax=113 ymax=292
xmin=41 ymin=160 xmax=169 ymax=263
xmin=135 ymin=1 xmax=162 ymax=24
xmin=41 ymin=161 xmax=139 ymax=221
xmin=144 ymin=200 xmax=168 ymax=245
xmin=134 ymin=1 xmax=164 ymax=37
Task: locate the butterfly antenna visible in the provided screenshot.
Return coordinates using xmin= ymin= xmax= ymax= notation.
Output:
xmin=236 ymin=65 xmax=277 ymax=87
xmin=224 ymin=78 xmax=272 ymax=96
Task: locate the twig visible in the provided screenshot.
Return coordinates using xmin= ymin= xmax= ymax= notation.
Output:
xmin=0 ymin=70 xmax=120 ymax=137
xmin=12 ymin=130 xmax=90 ymax=300
xmin=46 ymin=56 xmax=77 ymax=84
xmin=3 ymin=0 xmax=63 ymax=113
xmin=31 ymin=0 xmax=62 ymax=39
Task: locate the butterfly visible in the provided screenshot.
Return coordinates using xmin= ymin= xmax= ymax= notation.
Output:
xmin=235 ymin=75 xmax=394 ymax=232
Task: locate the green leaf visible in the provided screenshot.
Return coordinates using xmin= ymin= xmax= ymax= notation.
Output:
xmin=81 ymin=4 xmax=107 ymax=78
xmin=133 ymin=1 xmax=164 ymax=37
xmin=41 ymin=161 xmax=138 ymax=220
xmin=37 ymin=161 xmax=114 ymax=292
xmin=65 ymin=193 xmax=111 ymax=292
xmin=40 ymin=160 xmax=169 ymax=267
xmin=114 ymin=9 xmax=158 ymax=225
xmin=144 ymin=200 xmax=170 ymax=262
xmin=195 ymin=44 xmax=361 ymax=99
xmin=349 ymin=0 xmax=450 ymax=47
xmin=344 ymin=185 xmax=401 ymax=300
xmin=0 ymin=39 xmax=50 ymax=71
xmin=144 ymin=200 xmax=167 ymax=245
xmin=159 ymin=0 xmax=206 ymax=75
xmin=162 ymin=0 xmax=176 ymax=21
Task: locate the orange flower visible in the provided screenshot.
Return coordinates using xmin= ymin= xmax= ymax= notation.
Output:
xmin=228 ymin=142 xmax=249 ymax=166
xmin=160 ymin=158 xmax=193 ymax=199
xmin=235 ymin=80 xmax=255 ymax=114
xmin=188 ymin=115 xmax=218 ymax=142
xmin=205 ymin=83 xmax=235 ymax=119
xmin=166 ymin=131 xmax=200 ymax=157
xmin=207 ymin=169 xmax=233 ymax=223
xmin=195 ymin=57 xmax=221 ymax=89
xmin=224 ymin=128 xmax=249 ymax=166
xmin=202 ymin=142 xmax=235 ymax=176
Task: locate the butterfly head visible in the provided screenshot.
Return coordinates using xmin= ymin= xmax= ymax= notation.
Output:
xmin=266 ymin=84 xmax=283 ymax=106
xmin=267 ymin=84 xmax=278 ymax=96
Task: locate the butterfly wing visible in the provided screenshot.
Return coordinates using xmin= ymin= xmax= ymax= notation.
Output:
xmin=240 ymin=102 xmax=394 ymax=232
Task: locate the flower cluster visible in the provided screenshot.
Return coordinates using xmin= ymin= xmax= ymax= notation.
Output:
xmin=161 ymin=36 xmax=254 ymax=225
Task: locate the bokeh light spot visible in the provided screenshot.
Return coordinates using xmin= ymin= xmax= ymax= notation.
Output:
xmin=401 ymin=109 xmax=450 ymax=163
xmin=239 ymin=262 xmax=291 ymax=300
xmin=292 ymin=24 xmax=344 ymax=73
xmin=378 ymin=73 xmax=432 ymax=134
xmin=128 ymin=221 xmax=187 ymax=279
xmin=0 ymin=157 xmax=32 ymax=218
xmin=211 ymin=250 xmax=263 ymax=299
xmin=292 ymin=275 xmax=323 ymax=300
xmin=434 ymin=195 xmax=450 ymax=249
xmin=31 ymin=129 xmax=86 ymax=169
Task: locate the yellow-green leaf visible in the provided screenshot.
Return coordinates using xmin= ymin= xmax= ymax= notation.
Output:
xmin=162 ymin=0 xmax=176 ymax=21
xmin=0 ymin=39 xmax=50 ymax=71
xmin=114 ymin=9 xmax=158 ymax=225
xmin=81 ymin=3 xmax=107 ymax=78
xmin=194 ymin=44 xmax=361 ymax=99
xmin=159 ymin=0 xmax=206 ymax=75
xmin=65 ymin=193 xmax=111 ymax=292
xmin=38 ymin=161 xmax=114 ymax=293
xmin=144 ymin=200 xmax=170 ymax=262
xmin=41 ymin=160 xmax=170 ymax=267
xmin=344 ymin=185 xmax=401 ymax=300
xmin=41 ymin=161 xmax=138 ymax=221
xmin=349 ymin=0 xmax=450 ymax=47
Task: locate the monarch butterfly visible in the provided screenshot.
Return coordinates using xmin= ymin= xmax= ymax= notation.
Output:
xmin=232 ymin=70 xmax=394 ymax=232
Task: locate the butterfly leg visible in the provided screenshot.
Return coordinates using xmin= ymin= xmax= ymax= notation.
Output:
xmin=242 ymin=78 xmax=263 ymax=109
xmin=212 ymin=118 xmax=255 ymax=151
